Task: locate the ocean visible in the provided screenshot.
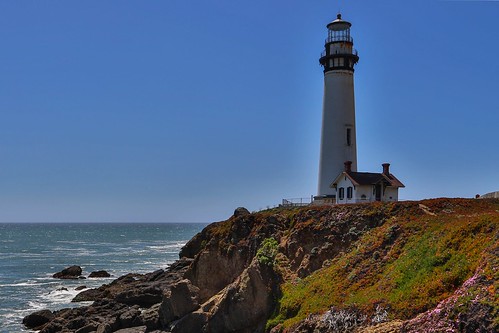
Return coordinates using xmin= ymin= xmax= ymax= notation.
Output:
xmin=0 ymin=222 xmax=205 ymax=333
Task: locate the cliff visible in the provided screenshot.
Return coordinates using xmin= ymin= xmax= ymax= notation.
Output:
xmin=24 ymin=198 xmax=498 ymax=333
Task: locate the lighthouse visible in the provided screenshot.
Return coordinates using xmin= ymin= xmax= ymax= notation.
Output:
xmin=317 ymin=14 xmax=359 ymax=197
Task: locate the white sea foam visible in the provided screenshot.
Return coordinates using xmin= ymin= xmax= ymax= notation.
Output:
xmin=41 ymin=288 xmax=80 ymax=305
xmin=147 ymin=243 xmax=185 ymax=250
xmin=27 ymin=300 xmax=47 ymax=311
xmin=55 ymin=240 xmax=87 ymax=244
xmin=16 ymin=253 xmax=45 ymax=258
xmin=1 ymin=282 xmax=39 ymax=287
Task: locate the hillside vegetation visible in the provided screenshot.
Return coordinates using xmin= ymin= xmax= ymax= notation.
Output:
xmin=266 ymin=199 xmax=498 ymax=332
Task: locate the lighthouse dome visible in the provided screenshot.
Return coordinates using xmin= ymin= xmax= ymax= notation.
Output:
xmin=326 ymin=14 xmax=352 ymax=31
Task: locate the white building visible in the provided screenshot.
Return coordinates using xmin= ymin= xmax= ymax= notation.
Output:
xmin=314 ymin=14 xmax=404 ymax=205
xmin=479 ymin=191 xmax=499 ymax=199
xmin=331 ymin=161 xmax=404 ymax=204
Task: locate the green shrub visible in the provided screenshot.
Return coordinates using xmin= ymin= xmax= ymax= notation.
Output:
xmin=256 ymin=237 xmax=279 ymax=266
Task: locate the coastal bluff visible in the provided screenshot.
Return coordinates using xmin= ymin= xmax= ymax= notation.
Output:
xmin=24 ymin=198 xmax=498 ymax=332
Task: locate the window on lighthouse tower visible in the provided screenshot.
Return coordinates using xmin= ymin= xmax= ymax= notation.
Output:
xmin=346 ymin=128 xmax=352 ymax=146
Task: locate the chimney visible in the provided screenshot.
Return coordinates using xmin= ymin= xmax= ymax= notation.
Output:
xmin=344 ymin=161 xmax=352 ymax=173
xmin=382 ymin=163 xmax=390 ymax=176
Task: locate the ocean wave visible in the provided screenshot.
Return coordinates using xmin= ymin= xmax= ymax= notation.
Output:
xmin=29 ymin=285 xmax=93 ymax=309
xmin=0 ymin=281 xmax=40 ymax=287
xmin=47 ymin=247 xmax=98 ymax=256
xmin=146 ymin=242 xmax=186 ymax=250
xmin=55 ymin=240 xmax=88 ymax=244
xmin=10 ymin=253 xmax=46 ymax=258
xmin=27 ymin=300 xmax=48 ymax=311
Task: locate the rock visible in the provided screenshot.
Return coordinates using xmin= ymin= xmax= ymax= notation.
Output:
xmin=206 ymin=259 xmax=279 ymax=332
xmin=170 ymin=311 xmax=208 ymax=333
xmin=114 ymin=326 xmax=147 ymax=333
xmin=56 ymin=287 xmax=68 ymax=291
xmin=72 ymin=267 xmax=188 ymax=306
xmin=73 ymin=288 xmax=104 ymax=302
xmin=22 ymin=309 xmax=54 ymax=329
xmin=114 ymin=286 xmax=163 ymax=307
xmin=39 ymin=321 xmax=64 ymax=333
xmin=95 ymin=316 xmax=119 ymax=333
xmin=159 ymin=279 xmax=200 ymax=325
xmin=168 ymin=258 xmax=193 ymax=270
xmin=75 ymin=285 xmax=87 ymax=291
xmin=53 ymin=265 xmax=82 ymax=279
xmin=118 ymin=305 xmax=141 ymax=327
xmin=96 ymin=323 xmax=112 ymax=333
xmin=230 ymin=214 xmax=253 ymax=244
xmin=75 ymin=323 xmax=98 ymax=333
xmin=184 ymin=247 xmax=247 ymax=302
xmin=89 ymin=270 xmax=111 ymax=278
xmin=65 ymin=316 xmax=86 ymax=330
xmin=140 ymin=303 xmax=161 ymax=329
xmin=179 ymin=232 xmax=206 ymax=258
xmin=234 ymin=207 xmax=250 ymax=217
xmin=146 ymin=269 xmax=164 ymax=281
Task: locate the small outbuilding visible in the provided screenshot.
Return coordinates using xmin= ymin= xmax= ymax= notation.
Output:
xmin=331 ymin=161 xmax=404 ymax=204
xmin=479 ymin=191 xmax=499 ymax=199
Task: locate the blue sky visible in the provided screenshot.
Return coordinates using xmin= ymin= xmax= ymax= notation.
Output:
xmin=0 ymin=1 xmax=498 ymax=222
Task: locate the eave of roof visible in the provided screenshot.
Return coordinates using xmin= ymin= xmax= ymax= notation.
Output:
xmin=331 ymin=171 xmax=405 ymax=188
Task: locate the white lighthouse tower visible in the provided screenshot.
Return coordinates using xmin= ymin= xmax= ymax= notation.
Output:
xmin=317 ymin=14 xmax=359 ymax=198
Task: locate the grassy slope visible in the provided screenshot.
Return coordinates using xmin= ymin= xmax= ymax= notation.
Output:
xmin=269 ymin=198 xmax=499 ymax=329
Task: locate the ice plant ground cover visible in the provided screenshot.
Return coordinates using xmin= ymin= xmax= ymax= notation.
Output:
xmin=266 ymin=198 xmax=498 ymax=331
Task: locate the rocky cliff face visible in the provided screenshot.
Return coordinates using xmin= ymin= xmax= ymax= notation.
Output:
xmin=24 ymin=198 xmax=499 ymax=333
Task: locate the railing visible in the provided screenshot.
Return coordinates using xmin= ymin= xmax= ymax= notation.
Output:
xmin=255 ymin=196 xmax=403 ymax=212
xmin=281 ymin=197 xmax=313 ymax=207
xmin=320 ymin=48 xmax=358 ymax=58
xmin=255 ymin=205 xmax=279 ymax=212
xmin=325 ymin=36 xmax=353 ymax=44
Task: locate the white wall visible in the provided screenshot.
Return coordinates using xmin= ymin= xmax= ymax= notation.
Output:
xmin=335 ymin=176 xmax=358 ymax=204
xmin=355 ymin=185 xmax=373 ymax=202
xmin=318 ymin=70 xmax=357 ymax=196
xmin=383 ymin=187 xmax=399 ymax=202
